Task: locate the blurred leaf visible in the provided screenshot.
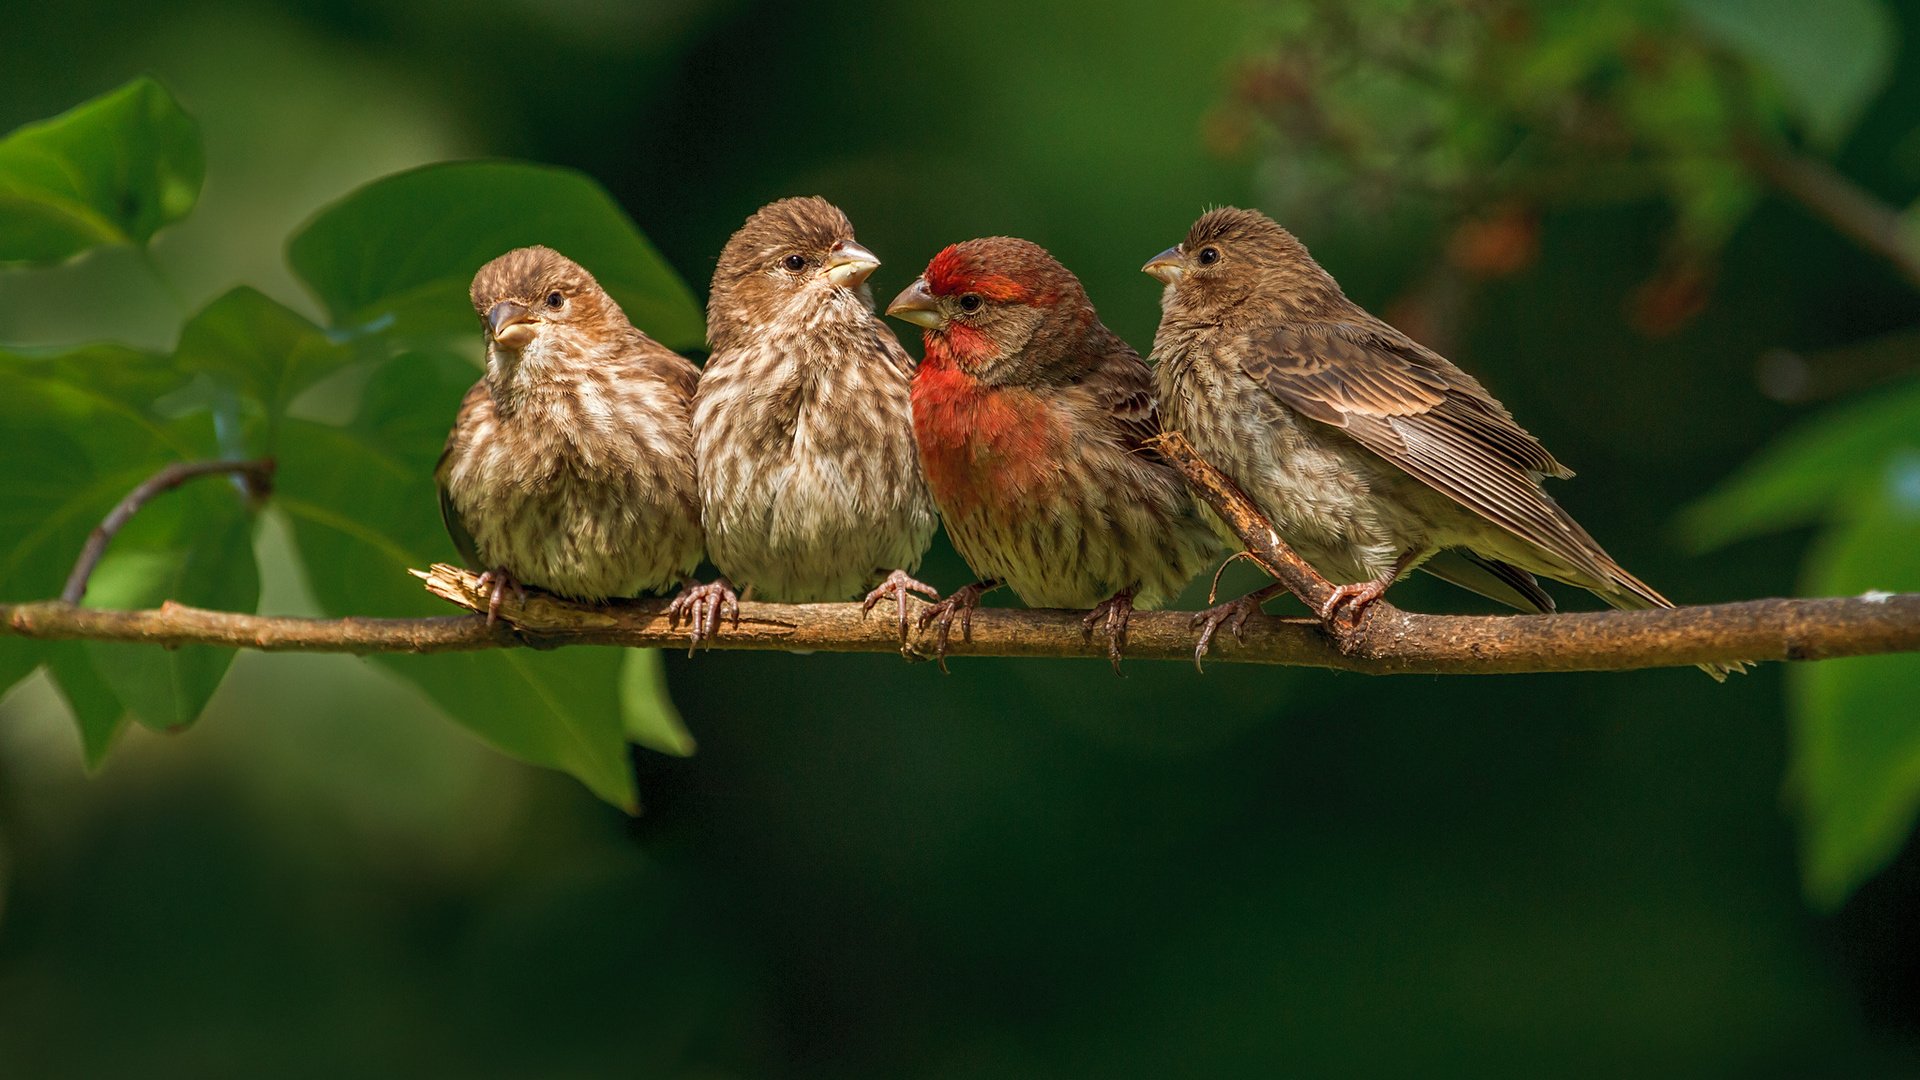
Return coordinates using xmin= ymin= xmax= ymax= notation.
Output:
xmin=0 ymin=344 xmax=223 ymax=754
xmin=1789 ymin=457 xmax=1920 ymax=908
xmin=0 ymin=77 xmax=202 ymax=264
xmin=1684 ymin=0 xmax=1895 ymax=146
xmin=82 ymin=492 xmax=260 ymax=733
xmin=0 ymin=640 xmax=39 ymax=702
xmin=174 ymin=287 xmax=357 ymax=450
xmin=272 ymin=352 xmax=641 ymax=811
xmin=1681 ymin=377 xmax=1920 ymax=550
xmin=45 ymin=645 xmax=130 ymax=769
xmin=0 ymin=345 xmax=210 ymax=603
xmin=620 ymin=650 xmax=695 ymax=757
xmin=286 ymin=161 xmax=705 ymax=350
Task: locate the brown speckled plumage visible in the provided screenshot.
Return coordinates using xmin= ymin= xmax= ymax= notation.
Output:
xmin=1149 ymin=207 xmax=1742 ymax=677
xmin=692 ymin=197 xmax=936 ymax=603
xmin=436 ymin=246 xmax=703 ymax=603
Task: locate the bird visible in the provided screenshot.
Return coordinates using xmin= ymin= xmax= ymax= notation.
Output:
xmin=888 ymin=236 xmax=1225 ymax=671
xmin=437 ymin=245 xmax=706 ymax=626
xmin=1145 ymin=206 xmax=1744 ymax=678
xmin=683 ymin=196 xmax=938 ymax=644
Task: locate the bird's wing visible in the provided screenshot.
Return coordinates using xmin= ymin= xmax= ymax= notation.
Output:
xmin=434 ymin=381 xmax=489 ymax=570
xmin=1238 ymin=320 xmax=1622 ymax=582
xmin=1081 ymin=335 xmax=1165 ymax=455
xmin=1418 ymin=549 xmax=1554 ymax=613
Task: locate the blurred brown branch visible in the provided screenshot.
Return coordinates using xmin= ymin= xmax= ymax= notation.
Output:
xmin=1739 ymin=140 xmax=1920 ymax=293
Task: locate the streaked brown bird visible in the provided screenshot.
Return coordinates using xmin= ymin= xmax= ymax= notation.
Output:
xmin=889 ymin=236 xmax=1224 ymax=671
xmin=684 ymin=197 xmax=938 ymax=643
xmin=437 ymin=246 xmax=705 ymax=623
xmin=1146 ymin=207 xmax=1743 ymax=678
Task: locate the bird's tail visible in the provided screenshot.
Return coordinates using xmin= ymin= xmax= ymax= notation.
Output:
xmin=1593 ymin=564 xmax=1749 ymax=681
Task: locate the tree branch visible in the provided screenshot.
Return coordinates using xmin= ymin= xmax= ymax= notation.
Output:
xmin=1738 ymin=139 xmax=1920 ymax=292
xmin=3 ymin=434 xmax=1917 ymax=673
xmin=3 ymin=578 xmax=1917 ymax=673
xmin=62 ymin=458 xmax=275 ymax=604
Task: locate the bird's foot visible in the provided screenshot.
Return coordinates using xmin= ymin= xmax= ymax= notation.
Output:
xmin=1317 ymin=579 xmax=1389 ymax=628
xmin=474 ymin=567 xmax=526 ymax=626
xmin=1190 ymin=582 xmax=1287 ymax=672
xmin=915 ymin=581 xmax=994 ymax=673
xmin=860 ymin=568 xmax=941 ymax=645
xmin=667 ymin=578 xmax=739 ymax=655
xmin=1081 ymin=591 xmax=1135 ymax=675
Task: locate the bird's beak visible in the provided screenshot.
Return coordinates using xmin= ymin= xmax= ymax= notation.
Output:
xmin=885 ymin=278 xmax=942 ymax=328
xmin=1142 ymin=246 xmax=1187 ymax=286
xmin=487 ymin=300 xmax=536 ymax=349
xmin=823 ymin=240 xmax=881 ymax=288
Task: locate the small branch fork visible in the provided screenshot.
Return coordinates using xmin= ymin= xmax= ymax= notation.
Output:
xmin=2 ymin=446 xmax=1917 ymax=673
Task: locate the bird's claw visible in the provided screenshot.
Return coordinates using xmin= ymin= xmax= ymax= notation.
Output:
xmin=1190 ymin=598 xmax=1256 ymax=672
xmin=916 ymin=582 xmax=990 ymax=673
xmin=475 ymin=568 xmax=526 ymax=627
xmin=1316 ymin=580 xmax=1388 ymax=628
xmin=861 ymin=568 xmax=940 ymax=644
xmin=667 ymin=579 xmax=739 ymax=655
xmin=1081 ymin=591 xmax=1135 ymax=675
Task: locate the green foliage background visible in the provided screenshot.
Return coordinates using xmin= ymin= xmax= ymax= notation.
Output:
xmin=1 ymin=0 xmax=1918 ymax=1075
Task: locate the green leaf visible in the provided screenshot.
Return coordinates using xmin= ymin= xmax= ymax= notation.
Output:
xmin=0 ymin=345 xmax=209 ymax=603
xmin=0 ymin=344 xmax=224 ymax=753
xmin=0 ymin=77 xmax=203 ymax=263
xmin=621 ymin=650 xmax=695 ymax=757
xmin=1789 ymin=456 xmax=1920 ymax=908
xmin=272 ymin=352 xmax=642 ymax=811
xmin=82 ymin=491 xmax=260 ymax=733
xmin=174 ymin=287 xmax=357 ymax=449
xmin=1680 ymin=376 xmax=1920 ymax=551
xmin=286 ymin=161 xmax=705 ymax=350
xmin=45 ymin=646 xmax=130 ymax=769
xmin=1684 ymin=0 xmax=1895 ymax=146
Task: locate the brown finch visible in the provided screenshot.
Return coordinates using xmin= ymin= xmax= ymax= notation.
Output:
xmin=438 ymin=246 xmax=705 ymax=623
xmin=683 ymin=197 xmax=938 ymax=643
xmin=1146 ymin=207 xmax=1743 ymax=678
xmin=888 ymin=237 xmax=1224 ymax=671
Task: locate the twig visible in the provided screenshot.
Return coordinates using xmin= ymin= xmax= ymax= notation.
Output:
xmin=3 ymin=574 xmax=1918 ymax=672
xmin=1738 ymin=139 xmax=1920 ymax=293
xmin=1145 ymin=431 xmax=1344 ymax=615
xmin=61 ymin=458 xmax=275 ymax=605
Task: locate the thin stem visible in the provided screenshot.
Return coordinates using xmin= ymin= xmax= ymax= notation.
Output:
xmin=62 ymin=458 xmax=275 ymax=605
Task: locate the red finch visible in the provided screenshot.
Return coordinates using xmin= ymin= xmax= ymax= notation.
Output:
xmin=1146 ymin=207 xmax=1743 ymax=678
xmin=438 ymin=246 xmax=705 ymax=623
xmin=888 ymin=237 xmax=1224 ymax=671
xmin=683 ymin=197 xmax=938 ymax=643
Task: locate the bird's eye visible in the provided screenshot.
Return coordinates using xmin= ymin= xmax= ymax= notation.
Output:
xmin=545 ymin=291 xmax=565 ymax=309
xmin=782 ymin=254 xmax=807 ymax=272
xmin=959 ymin=294 xmax=983 ymax=313
xmin=1197 ymin=247 xmax=1220 ymax=266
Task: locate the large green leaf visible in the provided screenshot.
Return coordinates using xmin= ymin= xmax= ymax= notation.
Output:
xmin=0 ymin=345 xmax=208 ymax=605
xmin=1684 ymin=0 xmax=1895 ymax=147
xmin=621 ymin=650 xmax=694 ymax=757
xmin=0 ymin=345 xmax=234 ymax=744
xmin=82 ymin=492 xmax=260 ymax=733
xmin=0 ymin=77 xmax=203 ymax=264
xmin=45 ymin=646 xmax=130 ymax=769
xmin=1681 ymin=377 xmax=1920 ymax=551
xmin=1789 ymin=460 xmax=1920 ymax=908
xmin=272 ymin=351 xmax=685 ymax=810
xmin=285 ymin=161 xmax=705 ymax=350
xmin=173 ymin=287 xmax=357 ymax=450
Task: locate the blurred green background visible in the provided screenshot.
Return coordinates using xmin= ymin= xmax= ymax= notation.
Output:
xmin=4 ymin=0 xmax=1920 ymax=1075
